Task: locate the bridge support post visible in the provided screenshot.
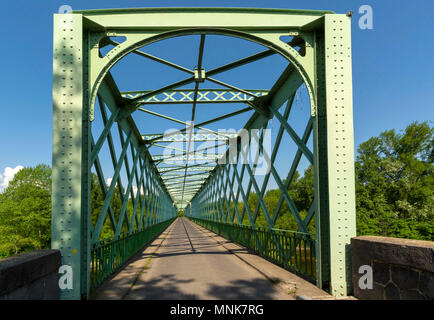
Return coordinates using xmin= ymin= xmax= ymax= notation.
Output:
xmin=314 ymin=14 xmax=357 ymax=297
xmin=52 ymin=13 xmax=91 ymax=300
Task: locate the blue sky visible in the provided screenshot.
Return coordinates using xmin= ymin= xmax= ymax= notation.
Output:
xmin=0 ymin=0 xmax=433 ymax=190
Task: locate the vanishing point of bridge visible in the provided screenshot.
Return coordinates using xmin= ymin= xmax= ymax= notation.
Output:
xmin=52 ymin=7 xmax=356 ymax=299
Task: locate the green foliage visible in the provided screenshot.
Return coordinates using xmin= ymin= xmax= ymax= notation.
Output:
xmin=355 ymin=121 xmax=434 ymax=240
xmin=0 ymin=122 xmax=432 ymax=259
xmin=90 ymin=173 xmax=143 ymax=239
xmin=0 ymin=164 xmax=52 ymax=257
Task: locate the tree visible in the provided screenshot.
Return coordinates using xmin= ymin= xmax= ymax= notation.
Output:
xmin=0 ymin=164 xmax=52 ymax=257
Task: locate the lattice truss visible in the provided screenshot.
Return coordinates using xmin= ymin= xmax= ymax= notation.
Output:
xmin=185 ymin=96 xmax=315 ymax=230
xmin=89 ymin=96 xmax=175 ymax=243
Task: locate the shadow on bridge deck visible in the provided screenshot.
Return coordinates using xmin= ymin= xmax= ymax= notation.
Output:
xmin=93 ymin=218 xmax=329 ymax=300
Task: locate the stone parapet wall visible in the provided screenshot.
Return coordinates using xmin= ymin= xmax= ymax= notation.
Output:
xmin=351 ymin=236 xmax=433 ymax=300
xmin=0 ymin=249 xmax=61 ymax=300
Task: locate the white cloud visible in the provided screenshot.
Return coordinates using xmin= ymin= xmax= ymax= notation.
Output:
xmin=132 ymin=186 xmax=138 ymax=197
xmin=106 ymin=177 xmax=120 ymax=187
xmin=105 ymin=178 xmax=141 ymax=199
xmin=129 ymin=185 xmax=141 ymax=199
xmin=0 ymin=165 xmax=24 ymax=191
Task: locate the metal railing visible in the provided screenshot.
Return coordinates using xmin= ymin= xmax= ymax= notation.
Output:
xmin=189 ymin=217 xmax=316 ymax=281
xmin=90 ymin=218 xmax=175 ymax=290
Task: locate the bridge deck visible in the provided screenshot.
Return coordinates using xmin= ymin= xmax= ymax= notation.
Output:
xmin=94 ymin=218 xmax=329 ymax=300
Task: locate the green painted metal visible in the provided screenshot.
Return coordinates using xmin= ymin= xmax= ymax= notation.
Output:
xmin=318 ymin=15 xmax=356 ymax=296
xmin=52 ymin=14 xmax=90 ymax=300
xmin=52 ymin=7 xmax=356 ymax=299
xmin=122 ymin=89 xmax=268 ymax=104
xmin=143 ymin=132 xmax=237 ymax=143
xmin=90 ymin=218 xmax=175 ymax=290
xmin=136 ymin=108 xmax=225 ymax=138
xmin=159 ymin=165 xmax=216 ymax=173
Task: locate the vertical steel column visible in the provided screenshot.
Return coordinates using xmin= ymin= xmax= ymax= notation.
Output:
xmin=52 ymin=13 xmax=91 ymax=300
xmin=314 ymin=14 xmax=357 ymax=296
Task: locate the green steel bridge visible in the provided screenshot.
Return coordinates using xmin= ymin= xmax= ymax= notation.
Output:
xmin=52 ymin=7 xmax=356 ymax=299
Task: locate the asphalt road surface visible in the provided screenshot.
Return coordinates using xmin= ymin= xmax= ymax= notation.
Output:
xmin=124 ymin=218 xmax=290 ymax=300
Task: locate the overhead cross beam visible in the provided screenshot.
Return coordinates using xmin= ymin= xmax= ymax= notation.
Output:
xmin=122 ymin=89 xmax=268 ymax=104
